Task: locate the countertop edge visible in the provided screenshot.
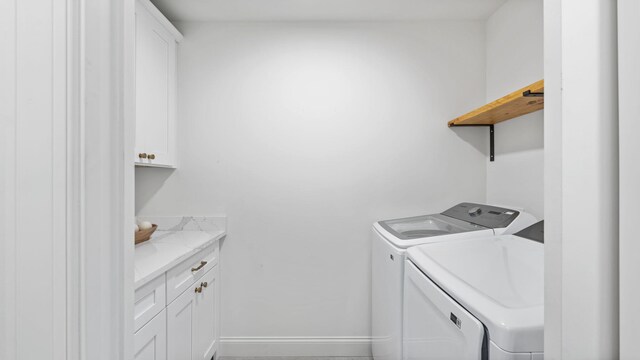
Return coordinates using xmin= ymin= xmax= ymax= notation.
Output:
xmin=134 ymin=230 xmax=226 ymax=290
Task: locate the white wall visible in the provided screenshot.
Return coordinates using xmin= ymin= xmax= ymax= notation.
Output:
xmin=485 ymin=0 xmax=544 ymax=218
xmin=135 ymin=21 xmax=487 ymax=356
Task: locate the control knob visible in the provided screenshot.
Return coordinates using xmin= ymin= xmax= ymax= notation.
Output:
xmin=468 ymin=207 xmax=482 ymax=217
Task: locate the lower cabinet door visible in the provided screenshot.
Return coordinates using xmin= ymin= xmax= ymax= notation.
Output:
xmin=167 ymin=266 xmax=219 ymax=360
xmin=134 ymin=309 xmax=167 ymax=360
xmin=193 ymin=266 xmax=218 ymax=360
xmin=167 ymin=284 xmax=197 ymax=360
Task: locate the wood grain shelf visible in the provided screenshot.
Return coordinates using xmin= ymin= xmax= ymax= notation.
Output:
xmin=448 ymin=80 xmax=544 ymax=127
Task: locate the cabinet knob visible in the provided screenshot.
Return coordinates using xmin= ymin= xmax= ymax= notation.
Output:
xmin=148 ymin=153 xmax=156 ymax=160
xmin=138 ymin=153 xmax=147 ymax=159
xmin=195 ymin=286 xmax=202 ymax=294
xmin=201 ymin=281 xmax=208 ymax=288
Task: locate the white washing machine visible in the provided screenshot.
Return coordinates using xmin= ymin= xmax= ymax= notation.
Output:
xmin=403 ymin=221 xmax=545 ymax=360
xmin=371 ymin=203 xmax=537 ymax=360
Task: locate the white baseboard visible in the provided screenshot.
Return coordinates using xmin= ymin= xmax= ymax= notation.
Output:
xmin=220 ymin=336 xmax=373 ymax=357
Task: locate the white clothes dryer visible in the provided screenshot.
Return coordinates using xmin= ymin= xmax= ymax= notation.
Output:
xmin=372 ymin=203 xmax=537 ymax=360
xmin=403 ymin=221 xmax=545 ymax=360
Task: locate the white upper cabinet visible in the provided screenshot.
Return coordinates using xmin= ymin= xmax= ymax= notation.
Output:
xmin=135 ymin=0 xmax=182 ymax=168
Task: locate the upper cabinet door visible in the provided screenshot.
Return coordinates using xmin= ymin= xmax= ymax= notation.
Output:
xmin=135 ymin=0 xmax=181 ymax=168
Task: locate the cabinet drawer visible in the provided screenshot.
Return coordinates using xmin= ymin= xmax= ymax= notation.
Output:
xmin=166 ymin=243 xmax=218 ymax=304
xmin=134 ymin=274 xmax=166 ymax=332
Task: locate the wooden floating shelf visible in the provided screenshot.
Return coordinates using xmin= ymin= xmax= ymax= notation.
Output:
xmin=447 ymin=80 xmax=544 ymax=162
xmin=448 ymin=80 xmax=544 ymax=127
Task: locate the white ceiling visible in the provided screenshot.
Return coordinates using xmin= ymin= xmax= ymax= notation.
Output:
xmin=150 ymin=0 xmax=508 ymax=22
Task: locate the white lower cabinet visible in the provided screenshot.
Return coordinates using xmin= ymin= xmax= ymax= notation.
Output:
xmin=134 ymin=309 xmax=167 ymax=360
xmin=167 ymin=282 xmax=196 ymax=359
xmin=193 ymin=267 xmax=218 ymax=360
xmin=167 ymin=266 xmax=218 ymax=360
xmin=135 ymin=242 xmax=220 ymax=360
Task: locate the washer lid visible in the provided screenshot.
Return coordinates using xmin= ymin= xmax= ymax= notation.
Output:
xmin=379 ymin=213 xmax=485 ymax=240
xmin=407 ymin=232 xmax=544 ymax=353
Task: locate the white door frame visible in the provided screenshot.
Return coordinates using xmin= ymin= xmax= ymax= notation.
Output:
xmin=617 ymin=1 xmax=640 ymax=358
xmin=75 ymin=0 xmax=136 ymax=358
xmin=1 ymin=0 xmax=134 ymax=359
xmin=562 ymin=1 xmax=620 ymax=356
xmin=542 ymin=0 xmax=563 ymax=357
xmin=544 ymin=1 xmax=620 ymax=359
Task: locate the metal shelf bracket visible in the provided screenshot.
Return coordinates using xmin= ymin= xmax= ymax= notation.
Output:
xmin=450 ymin=124 xmax=495 ymax=161
xmin=523 ymin=90 xmax=544 ymax=97
xmin=489 ymin=124 xmax=494 ymax=161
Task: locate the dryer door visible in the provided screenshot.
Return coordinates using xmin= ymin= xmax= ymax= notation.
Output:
xmin=403 ymin=261 xmax=485 ymax=360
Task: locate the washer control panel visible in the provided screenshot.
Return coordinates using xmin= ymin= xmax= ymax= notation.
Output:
xmin=441 ymin=202 xmax=520 ymax=229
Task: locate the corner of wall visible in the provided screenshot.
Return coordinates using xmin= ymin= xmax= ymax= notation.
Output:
xmin=483 ymin=0 xmax=545 ymax=218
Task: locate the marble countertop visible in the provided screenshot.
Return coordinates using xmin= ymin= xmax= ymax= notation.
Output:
xmin=134 ymin=216 xmax=226 ymax=289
